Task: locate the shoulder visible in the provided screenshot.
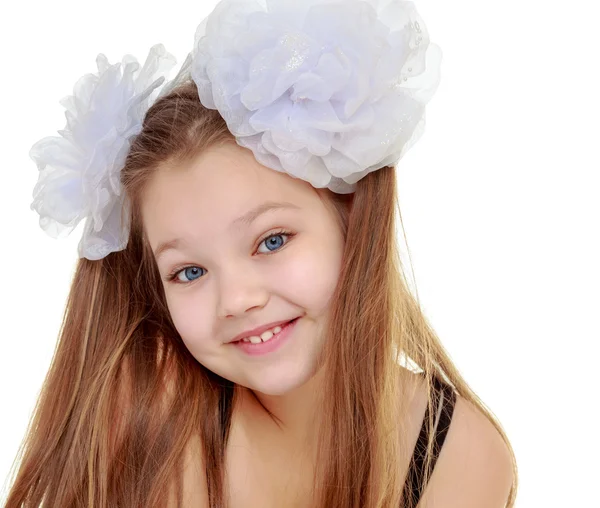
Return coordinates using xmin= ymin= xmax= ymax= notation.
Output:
xmin=167 ymin=433 xmax=210 ymax=508
xmin=418 ymin=387 xmax=514 ymax=508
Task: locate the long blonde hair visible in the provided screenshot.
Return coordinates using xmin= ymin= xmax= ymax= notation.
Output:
xmin=5 ymin=80 xmax=518 ymax=507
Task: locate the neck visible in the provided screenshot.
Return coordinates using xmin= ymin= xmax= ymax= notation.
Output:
xmin=239 ymin=362 xmax=327 ymax=456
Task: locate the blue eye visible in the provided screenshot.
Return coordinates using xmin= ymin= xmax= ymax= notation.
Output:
xmin=258 ymin=233 xmax=285 ymax=253
xmin=179 ymin=266 xmax=205 ymax=283
xmin=166 ymin=229 xmax=294 ymax=285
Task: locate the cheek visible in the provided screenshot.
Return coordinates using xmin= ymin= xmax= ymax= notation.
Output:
xmin=165 ymin=292 xmax=212 ymax=350
xmin=281 ymin=238 xmax=343 ymax=314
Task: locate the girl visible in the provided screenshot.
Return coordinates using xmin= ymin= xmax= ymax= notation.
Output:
xmin=5 ymin=1 xmax=517 ymax=506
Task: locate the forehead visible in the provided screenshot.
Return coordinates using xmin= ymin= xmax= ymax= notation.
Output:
xmin=140 ymin=143 xmax=314 ymax=245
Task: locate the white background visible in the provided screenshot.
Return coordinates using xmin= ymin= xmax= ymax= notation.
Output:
xmin=1 ymin=0 xmax=598 ymax=505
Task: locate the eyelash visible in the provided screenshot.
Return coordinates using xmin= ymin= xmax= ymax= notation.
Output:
xmin=165 ymin=228 xmax=295 ymax=285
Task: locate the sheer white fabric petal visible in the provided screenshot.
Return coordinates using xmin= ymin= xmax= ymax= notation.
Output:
xmin=30 ymin=44 xmax=179 ymax=260
xmin=191 ymin=0 xmax=441 ymax=193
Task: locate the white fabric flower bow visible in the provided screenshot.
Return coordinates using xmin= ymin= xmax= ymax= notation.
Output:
xmin=29 ymin=44 xmax=182 ymax=260
xmin=29 ymin=0 xmax=440 ymax=260
xmin=191 ymin=0 xmax=442 ymax=194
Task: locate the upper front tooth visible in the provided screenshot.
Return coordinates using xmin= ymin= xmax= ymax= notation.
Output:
xmin=260 ymin=330 xmax=274 ymax=341
xmin=245 ymin=324 xmax=284 ymax=343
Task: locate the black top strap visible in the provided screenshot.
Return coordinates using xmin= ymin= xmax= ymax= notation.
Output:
xmin=401 ymin=374 xmax=457 ymax=507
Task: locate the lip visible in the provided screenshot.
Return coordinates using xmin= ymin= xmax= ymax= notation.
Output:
xmin=229 ymin=318 xmax=298 ymax=344
xmin=231 ymin=317 xmax=299 ymax=356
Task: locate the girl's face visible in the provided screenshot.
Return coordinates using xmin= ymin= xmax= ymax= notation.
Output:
xmin=141 ymin=142 xmax=346 ymax=396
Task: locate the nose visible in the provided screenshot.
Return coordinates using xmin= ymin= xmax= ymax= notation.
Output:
xmin=216 ymin=262 xmax=269 ymax=319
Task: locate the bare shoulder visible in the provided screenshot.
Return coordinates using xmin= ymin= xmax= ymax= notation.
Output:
xmin=167 ymin=433 xmax=210 ymax=508
xmin=418 ymin=389 xmax=514 ymax=508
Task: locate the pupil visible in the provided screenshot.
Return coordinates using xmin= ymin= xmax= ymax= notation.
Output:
xmin=268 ymin=235 xmax=283 ymax=250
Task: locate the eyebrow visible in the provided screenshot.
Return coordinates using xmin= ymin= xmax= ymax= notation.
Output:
xmin=153 ymin=201 xmax=301 ymax=262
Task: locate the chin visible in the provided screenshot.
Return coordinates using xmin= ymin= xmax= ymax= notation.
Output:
xmin=246 ymin=361 xmax=318 ymax=397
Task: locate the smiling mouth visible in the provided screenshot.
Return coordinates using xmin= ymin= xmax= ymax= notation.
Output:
xmin=231 ymin=317 xmax=299 ymax=344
